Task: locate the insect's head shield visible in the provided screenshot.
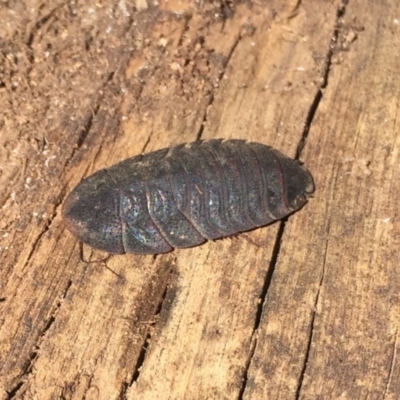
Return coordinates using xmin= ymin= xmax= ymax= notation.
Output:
xmin=62 ymin=170 xmax=125 ymax=254
xmin=284 ymin=160 xmax=315 ymax=211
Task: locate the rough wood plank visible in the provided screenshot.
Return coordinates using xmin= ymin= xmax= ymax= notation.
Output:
xmin=1 ymin=0 xmax=398 ymax=399
xmin=244 ymin=0 xmax=400 ymax=399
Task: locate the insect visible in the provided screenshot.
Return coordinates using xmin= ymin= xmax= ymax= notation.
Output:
xmin=63 ymin=139 xmax=314 ymax=254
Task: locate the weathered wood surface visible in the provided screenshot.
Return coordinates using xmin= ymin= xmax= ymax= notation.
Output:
xmin=0 ymin=0 xmax=399 ymax=399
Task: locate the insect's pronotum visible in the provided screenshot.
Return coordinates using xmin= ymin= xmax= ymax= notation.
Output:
xmin=63 ymin=139 xmax=314 ymax=254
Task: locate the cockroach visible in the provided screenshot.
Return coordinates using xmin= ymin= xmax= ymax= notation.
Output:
xmin=63 ymin=139 xmax=314 ymax=254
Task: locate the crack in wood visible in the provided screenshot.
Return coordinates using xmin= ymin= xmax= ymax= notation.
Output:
xmin=296 ymin=0 xmax=347 ymax=160
xmin=290 ymin=4 xmax=352 ymax=390
xmin=139 ymin=126 xmax=156 ymax=156
xmin=5 ymin=377 xmax=25 ymax=399
xmin=4 ymin=280 xmax=73 ymax=399
xmin=177 ymin=13 xmax=193 ymax=47
xmin=295 ymin=213 xmax=331 ymax=399
xmin=20 ymin=187 xmax=67 ymax=273
xmin=196 ymin=34 xmax=242 ymax=141
xmin=78 ymin=72 xmax=115 ymax=150
xmin=237 ymin=219 xmax=287 ymax=399
xmin=219 ymin=2 xmax=236 ymax=33
xmin=63 ymin=68 xmax=119 ymax=176
xmin=383 ymin=327 xmax=398 ymax=399
xmin=25 ymin=3 xmax=64 ymax=62
xmin=238 ymin=2 xmax=349 ymax=396
xmin=122 ymin=260 xmax=176 ymax=395
xmin=237 ymin=329 xmax=258 ymax=400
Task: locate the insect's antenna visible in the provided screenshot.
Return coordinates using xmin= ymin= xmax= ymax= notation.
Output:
xmin=79 ymin=243 xmax=123 ymax=279
xmin=102 ymin=262 xmax=123 ymax=279
xmin=79 ymin=242 xmax=106 ymax=263
xmin=240 ymin=233 xmax=262 ymax=248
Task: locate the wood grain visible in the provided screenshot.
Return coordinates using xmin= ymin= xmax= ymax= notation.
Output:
xmin=0 ymin=0 xmax=399 ymax=399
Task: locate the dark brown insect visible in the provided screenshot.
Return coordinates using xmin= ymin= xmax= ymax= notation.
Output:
xmin=63 ymin=139 xmax=314 ymax=254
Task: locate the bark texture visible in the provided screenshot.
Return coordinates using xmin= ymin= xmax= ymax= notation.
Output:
xmin=0 ymin=0 xmax=399 ymax=399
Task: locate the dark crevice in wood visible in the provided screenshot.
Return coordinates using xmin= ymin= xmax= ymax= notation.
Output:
xmin=295 ymin=87 xmax=323 ymax=159
xmin=77 ymin=72 xmax=115 ymax=151
xmin=238 ymin=219 xmax=287 ymax=399
xmin=62 ymin=12 xmax=196 ymax=173
xmin=237 ymin=329 xmax=258 ymax=400
xmin=127 ymin=329 xmax=152 ymax=388
xmin=123 ymin=262 xmax=175 ymax=395
xmin=0 ymin=192 xmax=14 ymax=215
xmin=294 ymin=303 xmax=317 ymax=399
xmin=252 ymin=220 xmax=287 ymax=331
xmin=63 ymin=69 xmax=117 ymax=176
xmin=196 ymin=33 xmax=242 ymax=141
xmin=177 ymin=13 xmax=193 ymax=47
xmin=383 ymin=328 xmax=398 ymax=399
xmin=239 ymin=3 xmax=348 ymax=394
xmin=40 ymin=280 xmax=73 ymax=337
xmin=74 ymin=106 xmax=100 ymax=150
xmin=294 ymin=258 xmax=325 ymax=399
xmin=64 ymin=10 xmax=183 ymax=171
xmin=117 ymin=382 xmax=129 ymax=400
xmin=219 ymin=1 xmax=236 ymax=33
xmin=295 ymin=1 xmax=347 ymax=160
xmin=21 ymin=187 xmax=67 ymax=272
xmin=295 ymin=215 xmax=330 ymax=399
xmin=5 ymin=280 xmax=73 ymax=399
xmin=25 ymin=4 xmax=62 ymax=63
xmin=140 ymin=126 xmax=156 ymax=155
xmin=293 ymin=2 xmax=349 ymax=389
xmin=82 ymin=373 xmax=95 ymax=400
xmin=6 ymin=373 xmax=26 ymax=399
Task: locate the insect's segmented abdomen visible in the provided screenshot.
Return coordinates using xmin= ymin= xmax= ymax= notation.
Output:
xmin=62 ymin=139 xmax=314 ymax=254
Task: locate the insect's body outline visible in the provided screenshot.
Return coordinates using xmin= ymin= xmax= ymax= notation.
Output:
xmin=63 ymin=139 xmax=314 ymax=254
